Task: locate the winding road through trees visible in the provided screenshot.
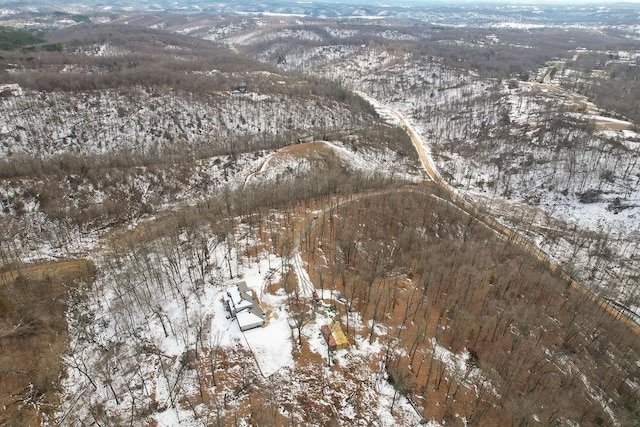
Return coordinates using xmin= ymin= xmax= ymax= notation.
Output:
xmin=357 ymin=91 xmax=640 ymax=335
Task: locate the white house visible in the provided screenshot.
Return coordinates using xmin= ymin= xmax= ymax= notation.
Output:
xmin=224 ymin=281 xmax=265 ymax=331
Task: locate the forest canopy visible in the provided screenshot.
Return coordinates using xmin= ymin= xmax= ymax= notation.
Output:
xmin=0 ymin=26 xmax=44 ymax=50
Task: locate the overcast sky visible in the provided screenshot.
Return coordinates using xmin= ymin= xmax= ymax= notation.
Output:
xmin=403 ymin=0 xmax=640 ymax=4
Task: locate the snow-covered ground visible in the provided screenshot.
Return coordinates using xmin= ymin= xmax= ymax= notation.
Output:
xmin=0 ymin=85 xmax=371 ymax=159
xmin=56 ymin=211 xmax=425 ymax=425
xmin=1 ymin=13 xmax=637 ymax=425
xmin=0 ymin=76 xmax=425 ymax=425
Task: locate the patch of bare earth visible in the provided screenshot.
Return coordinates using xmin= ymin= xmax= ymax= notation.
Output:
xmin=273 ymin=141 xmax=345 ymax=170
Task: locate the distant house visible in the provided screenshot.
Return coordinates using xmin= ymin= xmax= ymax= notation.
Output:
xmin=231 ymin=85 xmax=247 ymax=95
xmin=297 ymin=135 xmax=314 ymax=144
xmin=321 ymin=323 xmax=349 ymax=351
xmin=224 ymin=281 xmax=265 ymax=331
